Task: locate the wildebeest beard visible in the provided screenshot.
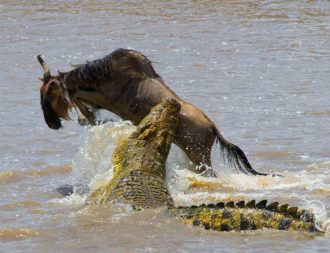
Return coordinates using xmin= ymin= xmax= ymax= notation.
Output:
xmin=40 ymin=92 xmax=62 ymax=130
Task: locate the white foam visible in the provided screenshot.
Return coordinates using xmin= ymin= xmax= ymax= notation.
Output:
xmin=322 ymin=219 xmax=330 ymax=234
xmin=303 ymin=200 xmax=329 ymax=232
xmin=62 ymin=120 xmax=329 ymax=226
xmin=71 ymin=120 xmax=135 ymax=192
xmin=50 ymin=193 xmax=87 ymax=206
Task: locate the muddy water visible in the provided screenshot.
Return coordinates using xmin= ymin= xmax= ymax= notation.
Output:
xmin=1 ymin=0 xmax=330 ymax=252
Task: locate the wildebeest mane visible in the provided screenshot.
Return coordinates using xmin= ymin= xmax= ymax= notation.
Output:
xmin=61 ymin=56 xmax=112 ymax=89
xmin=40 ymin=93 xmax=62 ymax=130
xmin=61 ymin=49 xmax=161 ymax=90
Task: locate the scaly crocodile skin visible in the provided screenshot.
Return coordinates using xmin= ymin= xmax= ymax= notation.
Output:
xmin=87 ymin=98 xmax=179 ymax=209
xmin=87 ymin=98 xmax=320 ymax=232
xmin=171 ymin=200 xmax=318 ymax=232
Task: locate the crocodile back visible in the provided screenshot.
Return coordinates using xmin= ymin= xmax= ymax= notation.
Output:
xmin=87 ymin=139 xmax=174 ymax=209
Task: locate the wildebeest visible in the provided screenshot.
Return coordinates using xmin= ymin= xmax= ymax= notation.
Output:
xmin=37 ymin=49 xmax=268 ymax=176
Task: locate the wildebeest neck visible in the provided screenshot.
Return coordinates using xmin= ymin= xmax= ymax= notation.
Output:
xmin=56 ymin=49 xmax=168 ymax=125
xmin=59 ymin=49 xmax=161 ymax=93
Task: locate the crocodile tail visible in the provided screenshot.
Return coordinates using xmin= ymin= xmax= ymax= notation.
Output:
xmin=170 ymin=200 xmax=320 ymax=233
xmin=213 ymin=127 xmax=268 ymax=176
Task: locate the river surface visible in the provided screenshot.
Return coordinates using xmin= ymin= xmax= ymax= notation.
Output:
xmin=1 ymin=0 xmax=330 ymax=252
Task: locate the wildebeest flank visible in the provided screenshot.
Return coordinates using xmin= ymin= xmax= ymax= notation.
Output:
xmin=37 ymin=49 xmax=268 ymax=176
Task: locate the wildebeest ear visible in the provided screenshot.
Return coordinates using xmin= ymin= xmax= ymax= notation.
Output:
xmin=40 ymin=95 xmax=62 ymax=130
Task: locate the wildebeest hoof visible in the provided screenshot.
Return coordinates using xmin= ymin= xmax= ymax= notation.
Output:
xmin=56 ymin=184 xmax=74 ymax=196
xmin=56 ymin=184 xmax=90 ymax=196
xmin=271 ymin=173 xmax=284 ymax=177
xmin=200 ymin=168 xmax=217 ymax=177
xmin=78 ymin=116 xmax=90 ymax=126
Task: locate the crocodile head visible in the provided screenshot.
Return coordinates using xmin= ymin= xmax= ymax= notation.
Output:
xmin=130 ymin=98 xmax=181 ymax=158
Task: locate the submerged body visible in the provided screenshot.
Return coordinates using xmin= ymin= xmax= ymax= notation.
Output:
xmin=37 ymin=49 xmax=268 ymax=176
xmin=87 ymin=99 xmax=319 ymax=233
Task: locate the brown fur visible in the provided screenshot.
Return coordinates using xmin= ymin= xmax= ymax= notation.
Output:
xmin=37 ymin=49 xmax=268 ymax=176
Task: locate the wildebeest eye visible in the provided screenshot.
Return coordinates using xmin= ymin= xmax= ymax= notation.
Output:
xmin=48 ymin=80 xmax=61 ymax=90
xmin=44 ymin=80 xmax=62 ymax=100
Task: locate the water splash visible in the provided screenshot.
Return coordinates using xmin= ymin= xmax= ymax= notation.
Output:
xmin=71 ymin=121 xmax=135 ymax=194
xmin=68 ymin=121 xmax=329 ymax=225
xmin=303 ymin=200 xmax=329 ymax=233
xmin=50 ymin=193 xmax=87 ymax=207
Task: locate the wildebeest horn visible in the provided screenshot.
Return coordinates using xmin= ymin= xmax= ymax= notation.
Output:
xmin=37 ymin=54 xmax=51 ymax=80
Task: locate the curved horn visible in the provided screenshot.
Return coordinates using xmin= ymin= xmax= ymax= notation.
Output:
xmin=37 ymin=54 xmax=51 ymax=80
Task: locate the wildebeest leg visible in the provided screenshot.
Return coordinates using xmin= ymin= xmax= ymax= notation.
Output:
xmin=74 ymin=90 xmax=110 ymax=108
xmin=72 ymin=97 xmax=97 ymax=125
xmin=73 ymin=100 xmax=112 ymax=126
xmin=187 ymin=149 xmax=217 ymax=177
xmin=175 ymin=133 xmax=218 ymax=177
xmin=56 ymin=184 xmax=74 ymax=196
xmin=56 ymin=184 xmax=90 ymax=196
xmin=73 ymin=91 xmax=112 ymax=126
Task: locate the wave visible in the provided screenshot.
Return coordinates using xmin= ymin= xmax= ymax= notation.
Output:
xmin=0 ymin=165 xmax=72 ymax=185
xmin=0 ymin=228 xmax=40 ymax=242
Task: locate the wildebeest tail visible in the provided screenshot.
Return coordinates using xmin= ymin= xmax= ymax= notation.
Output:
xmin=213 ymin=127 xmax=268 ymax=176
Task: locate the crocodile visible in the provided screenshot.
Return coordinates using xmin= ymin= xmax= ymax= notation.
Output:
xmin=87 ymin=98 xmax=320 ymax=233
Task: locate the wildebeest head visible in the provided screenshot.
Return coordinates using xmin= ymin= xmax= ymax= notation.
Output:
xmin=37 ymin=55 xmax=73 ymax=129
